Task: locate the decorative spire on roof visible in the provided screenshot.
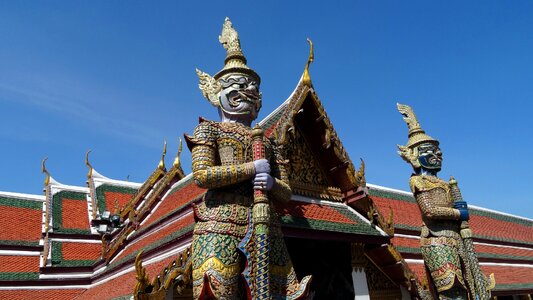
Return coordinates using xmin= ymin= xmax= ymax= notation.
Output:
xmin=173 ymin=138 xmax=183 ymax=168
xmin=41 ymin=157 xmax=50 ymax=186
xmin=302 ymin=38 xmax=314 ymax=86
xmin=85 ymin=150 xmax=93 ymax=179
xmin=158 ymin=140 xmax=167 ymax=171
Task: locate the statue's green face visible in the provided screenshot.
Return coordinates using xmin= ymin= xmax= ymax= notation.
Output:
xmin=218 ymin=74 xmax=262 ymax=123
xmin=417 ymin=142 xmax=442 ymax=172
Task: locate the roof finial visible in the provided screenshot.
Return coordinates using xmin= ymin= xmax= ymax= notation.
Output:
xmin=85 ymin=150 xmax=93 ymax=179
xmin=41 ymin=157 xmax=50 ymax=186
xmin=173 ymin=138 xmax=183 ymax=167
xmin=302 ymin=38 xmax=314 ymax=86
xmin=158 ymin=140 xmax=167 ymax=170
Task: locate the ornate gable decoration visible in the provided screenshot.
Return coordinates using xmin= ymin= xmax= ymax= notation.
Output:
xmin=274 ymin=40 xmax=365 ymax=200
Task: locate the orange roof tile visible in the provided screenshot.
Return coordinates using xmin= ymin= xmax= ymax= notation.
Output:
xmin=0 ymin=289 xmax=85 ymax=300
xmin=142 ymin=182 xmax=205 ymax=229
xmin=0 ymin=255 xmax=40 ymax=273
xmin=481 ymin=265 xmax=533 ymax=286
xmin=276 ymin=201 xmax=357 ymax=224
xmin=62 ymin=242 xmax=102 ymax=261
xmin=112 ymin=214 xmax=194 ymax=265
xmin=104 ymin=191 xmax=135 ymax=212
xmin=0 ymin=206 xmax=42 ymax=244
xmin=371 ymin=196 xmax=422 ymax=230
xmin=469 ymin=215 xmax=533 ymax=245
xmin=61 ymin=199 xmax=90 ymax=230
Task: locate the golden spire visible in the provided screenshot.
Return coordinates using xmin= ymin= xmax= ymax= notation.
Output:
xmin=302 ymin=38 xmax=314 ymax=86
xmin=85 ymin=150 xmax=93 ymax=179
xmin=158 ymin=140 xmax=167 ymax=170
xmin=41 ymin=157 xmax=50 ymax=186
xmin=173 ymin=138 xmax=183 ymax=167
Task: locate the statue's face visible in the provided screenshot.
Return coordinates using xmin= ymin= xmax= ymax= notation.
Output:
xmin=417 ymin=142 xmax=442 ymax=172
xmin=218 ymin=74 xmax=262 ymax=123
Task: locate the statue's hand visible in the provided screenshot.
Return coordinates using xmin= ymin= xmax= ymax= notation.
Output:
xmin=454 ymin=201 xmax=470 ymax=221
xmin=253 ymin=159 xmax=270 ymax=174
xmin=253 ymin=173 xmax=274 ymax=191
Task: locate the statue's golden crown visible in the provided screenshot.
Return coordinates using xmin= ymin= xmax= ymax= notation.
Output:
xmin=196 ymin=17 xmax=260 ymax=107
xmin=397 ymin=103 xmax=438 ymax=149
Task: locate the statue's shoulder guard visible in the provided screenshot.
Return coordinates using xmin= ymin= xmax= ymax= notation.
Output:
xmin=409 ymin=175 xmax=448 ymax=194
xmin=184 ymin=117 xmax=219 ymax=151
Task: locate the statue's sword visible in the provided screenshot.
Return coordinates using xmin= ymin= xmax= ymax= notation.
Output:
xmin=450 ymin=177 xmax=494 ymax=300
xmin=238 ymin=124 xmax=271 ymax=300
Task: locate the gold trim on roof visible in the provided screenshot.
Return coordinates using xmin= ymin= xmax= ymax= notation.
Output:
xmin=85 ymin=150 xmax=93 ymax=179
xmin=158 ymin=140 xmax=167 ymax=171
xmin=302 ymin=38 xmax=314 ymax=86
xmin=41 ymin=157 xmax=50 ymax=186
xmin=106 ymin=142 xmax=185 ymax=262
xmin=173 ymin=138 xmax=183 ymax=167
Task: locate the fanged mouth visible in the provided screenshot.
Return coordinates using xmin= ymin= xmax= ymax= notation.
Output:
xmin=227 ymin=91 xmax=259 ymax=107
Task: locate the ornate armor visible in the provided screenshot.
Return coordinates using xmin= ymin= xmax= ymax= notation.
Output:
xmin=410 ymin=175 xmax=466 ymax=294
xmin=186 ymin=119 xmax=305 ymax=299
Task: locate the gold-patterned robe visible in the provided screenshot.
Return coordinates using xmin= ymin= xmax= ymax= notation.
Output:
xmin=410 ymin=175 xmax=467 ymax=296
xmin=185 ymin=119 xmax=309 ymax=300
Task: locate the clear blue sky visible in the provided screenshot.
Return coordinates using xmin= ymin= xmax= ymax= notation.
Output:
xmin=1 ymin=1 xmax=532 ymax=218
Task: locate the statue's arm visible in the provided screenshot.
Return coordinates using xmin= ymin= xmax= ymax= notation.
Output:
xmin=415 ymin=190 xmax=461 ymax=220
xmin=269 ymin=143 xmax=292 ymax=203
xmin=186 ymin=122 xmax=255 ymax=189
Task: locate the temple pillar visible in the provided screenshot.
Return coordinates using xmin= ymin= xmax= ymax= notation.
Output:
xmin=400 ymin=286 xmax=411 ymax=300
xmin=351 ymin=243 xmax=370 ymax=300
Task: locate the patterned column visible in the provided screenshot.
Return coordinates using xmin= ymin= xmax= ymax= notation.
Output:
xmin=351 ymin=243 xmax=370 ymax=300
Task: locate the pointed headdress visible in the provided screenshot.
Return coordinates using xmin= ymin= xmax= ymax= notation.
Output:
xmin=397 ymin=103 xmax=439 ymax=149
xmin=196 ymin=17 xmax=260 ymax=107
xmin=397 ymin=103 xmax=439 ymax=167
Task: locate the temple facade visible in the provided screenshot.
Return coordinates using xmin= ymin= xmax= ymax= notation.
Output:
xmin=0 ymin=22 xmax=532 ymax=300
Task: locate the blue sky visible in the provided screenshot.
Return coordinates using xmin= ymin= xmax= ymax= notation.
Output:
xmin=1 ymin=1 xmax=532 ymax=218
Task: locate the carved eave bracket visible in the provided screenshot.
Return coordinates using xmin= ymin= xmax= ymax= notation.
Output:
xmin=134 ymin=248 xmax=193 ymax=300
